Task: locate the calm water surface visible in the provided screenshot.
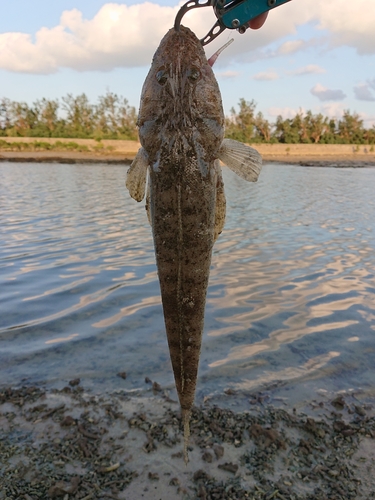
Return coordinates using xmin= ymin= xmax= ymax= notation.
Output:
xmin=1 ymin=162 xmax=375 ymax=406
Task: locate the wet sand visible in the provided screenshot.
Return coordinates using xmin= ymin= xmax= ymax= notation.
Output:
xmin=1 ymin=382 xmax=375 ymax=499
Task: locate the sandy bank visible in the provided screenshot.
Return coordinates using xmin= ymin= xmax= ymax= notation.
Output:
xmin=0 ymin=151 xmax=133 ymax=164
xmin=1 ymin=140 xmax=375 ymax=166
xmin=1 ymin=382 xmax=375 ymax=499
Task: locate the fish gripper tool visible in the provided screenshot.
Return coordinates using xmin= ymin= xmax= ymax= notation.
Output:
xmin=174 ymin=0 xmax=291 ymax=46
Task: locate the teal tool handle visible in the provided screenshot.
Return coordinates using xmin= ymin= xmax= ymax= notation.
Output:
xmin=216 ymin=0 xmax=291 ymax=29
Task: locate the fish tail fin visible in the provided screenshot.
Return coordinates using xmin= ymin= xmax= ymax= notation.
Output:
xmin=182 ymin=408 xmax=191 ymax=465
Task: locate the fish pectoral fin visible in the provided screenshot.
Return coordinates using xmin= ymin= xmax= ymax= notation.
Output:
xmin=218 ymin=138 xmax=262 ymax=182
xmin=126 ymin=147 xmax=149 ymax=202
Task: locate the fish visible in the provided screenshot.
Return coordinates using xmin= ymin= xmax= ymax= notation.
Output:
xmin=126 ymin=25 xmax=262 ymax=462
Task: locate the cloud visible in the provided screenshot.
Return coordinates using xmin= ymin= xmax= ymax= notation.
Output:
xmin=1 ymin=0 xmax=375 ymax=74
xmin=0 ymin=0 xmax=330 ymax=74
xmin=311 ymin=83 xmax=346 ymax=102
xmin=266 ymin=0 xmax=375 ymax=58
xmin=315 ymin=0 xmax=375 ymax=55
xmin=267 ymin=107 xmax=302 ymax=119
xmin=0 ymin=2 xmax=213 ymax=74
xmin=319 ymin=103 xmax=345 ymax=120
xmin=252 ymin=71 xmax=279 ymax=81
xmin=289 ymin=64 xmax=326 ymax=76
xmin=277 ymin=40 xmax=306 ymax=55
xmin=216 ymin=70 xmax=240 ymax=80
xmin=354 ymin=83 xmax=375 ymax=102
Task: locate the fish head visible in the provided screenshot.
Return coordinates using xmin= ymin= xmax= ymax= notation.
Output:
xmin=137 ymin=26 xmax=224 ymax=163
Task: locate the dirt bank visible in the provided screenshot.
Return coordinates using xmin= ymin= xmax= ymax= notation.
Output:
xmin=1 ymin=140 xmax=375 ymax=166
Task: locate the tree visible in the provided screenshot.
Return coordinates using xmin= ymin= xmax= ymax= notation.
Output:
xmin=225 ymin=98 xmax=257 ymax=143
xmin=1 ymin=93 xmax=374 ymax=144
xmin=363 ymin=125 xmax=375 ymax=145
xmin=253 ymin=111 xmax=271 ymax=142
xmin=0 ymin=98 xmax=12 ymax=134
xmin=95 ymin=91 xmax=137 ymax=139
xmin=116 ymin=97 xmax=137 ymax=140
xmin=273 ymin=115 xmax=300 ymax=143
xmin=33 ymin=98 xmax=60 ymax=136
xmin=337 ymin=110 xmax=365 ymax=144
xmin=62 ymin=93 xmax=94 ymax=137
xmin=303 ymin=111 xmax=329 ymax=144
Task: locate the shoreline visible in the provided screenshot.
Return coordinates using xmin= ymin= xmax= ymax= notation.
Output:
xmin=1 ymin=382 xmax=375 ymax=499
xmin=1 ymin=152 xmax=375 ymax=168
xmin=1 ymin=141 xmax=375 ymax=167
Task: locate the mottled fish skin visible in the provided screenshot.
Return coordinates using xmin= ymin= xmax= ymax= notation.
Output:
xmin=126 ymin=25 xmax=262 ymax=461
xmin=138 ymin=26 xmax=225 ymax=414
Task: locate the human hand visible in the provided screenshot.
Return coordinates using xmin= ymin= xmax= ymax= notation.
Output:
xmin=248 ymin=11 xmax=268 ymax=29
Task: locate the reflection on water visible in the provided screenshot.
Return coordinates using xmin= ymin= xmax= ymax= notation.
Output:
xmin=1 ymin=162 xmax=375 ymax=406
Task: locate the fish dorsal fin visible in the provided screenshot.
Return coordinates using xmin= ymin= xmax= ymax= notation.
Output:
xmin=218 ymin=138 xmax=262 ymax=182
xmin=126 ymin=147 xmax=149 ymax=202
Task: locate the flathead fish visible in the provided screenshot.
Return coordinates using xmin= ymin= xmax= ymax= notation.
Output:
xmin=126 ymin=25 xmax=262 ymax=462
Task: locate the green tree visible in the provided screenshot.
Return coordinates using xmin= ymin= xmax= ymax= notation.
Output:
xmin=95 ymin=91 xmax=137 ymax=139
xmin=116 ymin=97 xmax=137 ymax=140
xmin=303 ymin=111 xmax=329 ymax=143
xmin=273 ymin=115 xmax=300 ymax=143
xmin=253 ymin=111 xmax=271 ymax=142
xmin=363 ymin=125 xmax=375 ymax=145
xmin=62 ymin=93 xmax=94 ymax=137
xmin=0 ymin=98 xmax=12 ymax=135
xmin=337 ymin=110 xmax=365 ymax=144
xmin=225 ymin=98 xmax=257 ymax=143
xmin=32 ymin=98 xmax=60 ymax=136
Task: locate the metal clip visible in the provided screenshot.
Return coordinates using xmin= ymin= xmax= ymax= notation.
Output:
xmin=174 ymin=0 xmax=291 ymax=46
xmin=174 ymin=0 xmax=214 ymax=31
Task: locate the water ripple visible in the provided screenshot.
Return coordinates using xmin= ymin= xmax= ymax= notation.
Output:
xmin=1 ymin=162 xmax=375 ymax=405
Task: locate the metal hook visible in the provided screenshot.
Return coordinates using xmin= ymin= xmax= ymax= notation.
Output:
xmin=174 ymin=0 xmax=213 ymax=31
xmin=200 ymin=20 xmax=226 ymax=46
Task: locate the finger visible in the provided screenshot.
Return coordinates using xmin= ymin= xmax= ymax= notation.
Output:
xmin=248 ymin=11 xmax=268 ymax=29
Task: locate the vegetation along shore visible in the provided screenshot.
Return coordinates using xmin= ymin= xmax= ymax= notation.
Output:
xmin=1 ymin=93 xmax=374 ymax=166
xmin=1 ymin=93 xmax=374 ymax=145
xmin=0 ymin=138 xmax=374 ymax=167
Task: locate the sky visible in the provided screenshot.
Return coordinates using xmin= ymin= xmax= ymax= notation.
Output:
xmin=0 ymin=0 xmax=374 ymax=126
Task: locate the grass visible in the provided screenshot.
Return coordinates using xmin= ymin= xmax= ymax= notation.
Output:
xmin=0 ymin=139 xmax=114 ymax=153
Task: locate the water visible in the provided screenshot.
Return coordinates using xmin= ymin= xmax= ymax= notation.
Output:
xmin=1 ymin=162 xmax=375 ymax=407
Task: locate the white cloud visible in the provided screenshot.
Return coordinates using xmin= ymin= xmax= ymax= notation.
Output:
xmin=315 ymin=0 xmax=375 ymax=55
xmin=267 ymin=107 xmax=302 ymax=119
xmin=277 ymin=40 xmax=305 ymax=55
xmin=318 ymin=102 xmax=346 ymax=120
xmin=289 ymin=64 xmax=326 ymax=76
xmin=311 ymin=83 xmax=346 ymax=102
xmin=362 ymin=114 xmax=375 ymax=128
xmin=253 ymin=71 xmax=279 ymax=81
xmin=217 ymin=70 xmax=240 ymax=80
xmin=233 ymin=0 xmax=375 ymax=61
xmin=0 ymin=0 xmax=375 ymax=74
xmin=319 ymin=106 xmax=375 ymax=127
xmin=0 ymin=2 xmax=213 ymax=74
xmin=354 ymin=83 xmax=375 ymax=102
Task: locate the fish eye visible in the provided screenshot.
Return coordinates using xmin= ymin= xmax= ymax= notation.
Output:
xmin=156 ymin=67 xmax=168 ymax=85
xmin=187 ymin=67 xmax=201 ymax=83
